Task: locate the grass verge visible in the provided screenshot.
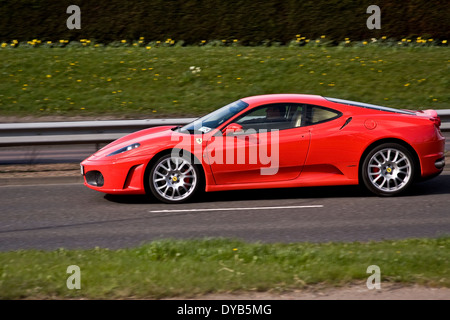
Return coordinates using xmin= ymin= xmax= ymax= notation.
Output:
xmin=0 ymin=46 xmax=448 ymax=119
xmin=0 ymin=237 xmax=448 ymax=299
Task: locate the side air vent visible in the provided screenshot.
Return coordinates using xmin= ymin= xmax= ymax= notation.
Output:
xmin=340 ymin=117 xmax=352 ymax=130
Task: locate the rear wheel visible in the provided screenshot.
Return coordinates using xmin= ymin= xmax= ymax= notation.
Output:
xmin=148 ymin=153 xmax=201 ymax=204
xmin=362 ymin=143 xmax=415 ymax=196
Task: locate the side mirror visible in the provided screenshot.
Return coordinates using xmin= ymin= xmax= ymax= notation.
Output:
xmin=222 ymin=123 xmax=243 ymax=135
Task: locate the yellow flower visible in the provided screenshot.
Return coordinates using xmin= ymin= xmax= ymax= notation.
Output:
xmin=121 ymin=40 xmax=127 ymax=43
xmin=321 ymin=35 xmax=326 ymax=39
xmin=46 ymin=75 xmax=52 ymax=78
xmin=363 ymin=41 xmax=368 ymax=45
xmin=404 ymin=83 xmax=410 ymax=87
xmin=442 ymin=40 xmax=447 ymax=44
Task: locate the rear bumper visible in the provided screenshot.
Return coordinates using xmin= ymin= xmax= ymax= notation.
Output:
xmin=416 ymin=131 xmax=445 ymax=178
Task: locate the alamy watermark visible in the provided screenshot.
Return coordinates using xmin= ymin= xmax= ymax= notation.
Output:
xmin=367 ymin=5 xmax=381 ymax=30
xmin=67 ymin=5 xmax=81 ymax=30
xmin=366 ymin=265 xmax=381 ymax=289
xmin=171 ymin=128 xmax=281 ymax=176
xmin=66 ymin=265 xmax=81 ymax=289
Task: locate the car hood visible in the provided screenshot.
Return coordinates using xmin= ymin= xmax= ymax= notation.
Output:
xmin=87 ymin=125 xmax=178 ymax=159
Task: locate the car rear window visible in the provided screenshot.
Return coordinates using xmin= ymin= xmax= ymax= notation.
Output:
xmin=325 ymin=97 xmax=415 ymax=115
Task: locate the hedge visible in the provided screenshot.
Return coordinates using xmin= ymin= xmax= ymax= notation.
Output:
xmin=0 ymin=0 xmax=448 ymax=44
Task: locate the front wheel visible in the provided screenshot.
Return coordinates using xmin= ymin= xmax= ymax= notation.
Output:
xmin=361 ymin=143 xmax=416 ymax=196
xmin=148 ymin=153 xmax=202 ymax=204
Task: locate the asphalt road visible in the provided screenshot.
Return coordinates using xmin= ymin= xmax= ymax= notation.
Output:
xmin=0 ymin=173 xmax=449 ymax=251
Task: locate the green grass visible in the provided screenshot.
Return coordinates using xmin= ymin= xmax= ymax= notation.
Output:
xmin=0 ymin=45 xmax=448 ymax=118
xmin=0 ymin=237 xmax=448 ymax=299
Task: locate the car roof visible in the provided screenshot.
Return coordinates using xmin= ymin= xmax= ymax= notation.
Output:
xmin=240 ymin=94 xmax=326 ymax=106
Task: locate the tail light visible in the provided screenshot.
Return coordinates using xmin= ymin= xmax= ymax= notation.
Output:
xmin=430 ymin=116 xmax=441 ymax=128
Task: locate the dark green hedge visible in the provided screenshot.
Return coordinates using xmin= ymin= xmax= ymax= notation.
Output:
xmin=0 ymin=0 xmax=448 ymax=44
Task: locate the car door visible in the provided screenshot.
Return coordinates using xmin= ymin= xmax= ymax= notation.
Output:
xmin=205 ymin=103 xmax=311 ymax=185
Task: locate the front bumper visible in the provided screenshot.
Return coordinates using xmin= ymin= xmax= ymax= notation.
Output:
xmin=81 ymin=157 xmax=149 ymax=195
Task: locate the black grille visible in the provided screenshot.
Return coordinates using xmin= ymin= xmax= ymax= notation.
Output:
xmin=85 ymin=170 xmax=104 ymax=187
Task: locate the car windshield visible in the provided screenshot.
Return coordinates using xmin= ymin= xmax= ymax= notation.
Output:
xmin=177 ymin=100 xmax=249 ymax=134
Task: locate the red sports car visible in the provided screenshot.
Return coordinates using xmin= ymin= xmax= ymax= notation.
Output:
xmin=81 ymin=94 xmax=445 ymax=203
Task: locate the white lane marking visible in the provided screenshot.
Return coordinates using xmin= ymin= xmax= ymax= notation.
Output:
xmin=150 ymin=205 xmax=323 ymax=213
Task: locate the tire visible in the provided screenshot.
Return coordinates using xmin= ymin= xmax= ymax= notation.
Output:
xmin=148 ymin=152 xmax=202 ymax=204
xmin=361 ymin=143 xmax=415 ymax=196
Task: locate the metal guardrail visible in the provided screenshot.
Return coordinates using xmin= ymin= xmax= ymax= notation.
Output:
xmin=0 ymin=118 xmax=196 ymax=147
xmin=0 ymin=111 xmax=449 ymax=147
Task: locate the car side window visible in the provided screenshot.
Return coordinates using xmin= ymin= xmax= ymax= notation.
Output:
xmin=234 ymin=103 xmax=305 ymax=131
xmin=304 ymin=106 xmax=342 ymax=125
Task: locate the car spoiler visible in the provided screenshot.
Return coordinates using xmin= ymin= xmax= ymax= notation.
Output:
xmin=413 ymin=109 xmax=441 ymax=127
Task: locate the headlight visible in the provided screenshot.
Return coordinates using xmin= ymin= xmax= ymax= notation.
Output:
xmin=107 ymin=143 xmax=140 ymax=157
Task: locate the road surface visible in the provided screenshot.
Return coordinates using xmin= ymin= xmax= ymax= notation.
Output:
xmin=0 ymin=173 xmax=449 ymax=251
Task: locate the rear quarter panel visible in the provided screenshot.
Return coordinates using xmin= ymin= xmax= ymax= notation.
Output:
xmin=304 ymin=103 xmax=444 ymax=182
